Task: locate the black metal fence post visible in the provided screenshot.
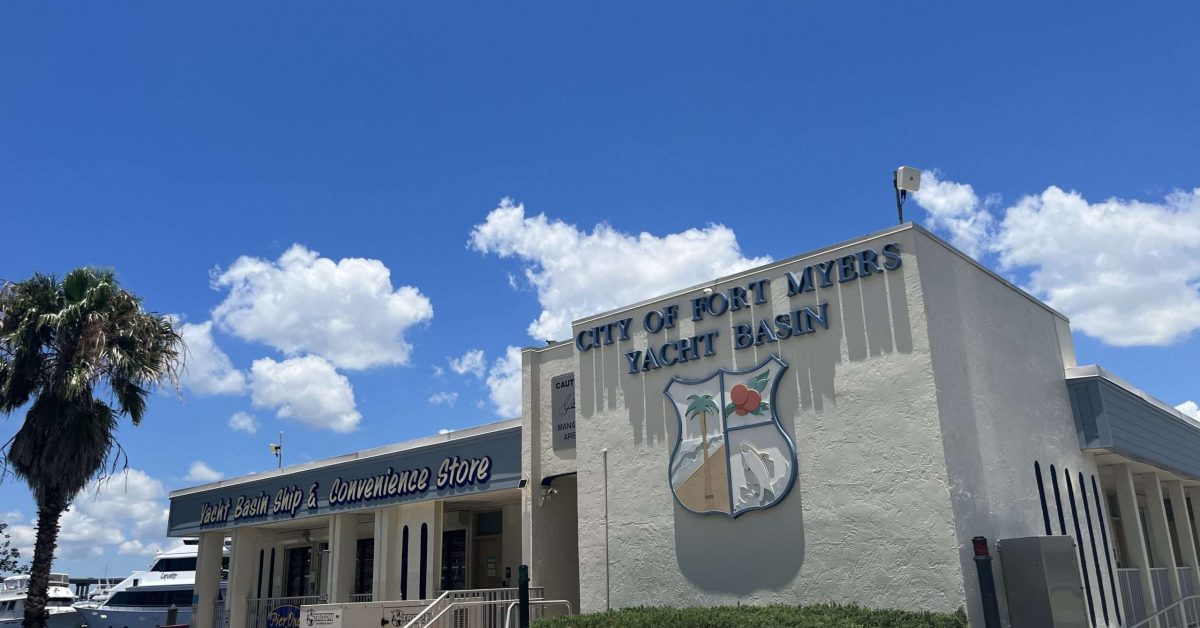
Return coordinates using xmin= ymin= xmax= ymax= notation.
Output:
xmin=519 ymin=564 xmax=530 ymax=628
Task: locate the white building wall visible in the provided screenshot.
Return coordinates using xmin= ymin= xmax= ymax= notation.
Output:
xmin=914 ymin=234 xmax=1114 ymax=627
xmin=522 ymin=342 xmax=581 ymax=609
xmin=570 ymin=227 xmax=965 ymax=614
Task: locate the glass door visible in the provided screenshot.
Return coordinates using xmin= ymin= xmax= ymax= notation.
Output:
xmin=285 ymin=547 xmax=311 ymax=598
xmin=441 ymin=530 xmax=467 ymax=591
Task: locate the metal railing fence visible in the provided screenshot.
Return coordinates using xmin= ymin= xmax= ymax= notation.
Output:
xmin=1122 ymin=569 xmax=1151 ymax=626
xmin=1129 ymin=594 xmax=1200 ymax=628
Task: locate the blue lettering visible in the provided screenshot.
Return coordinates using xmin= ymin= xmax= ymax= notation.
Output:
xmin=625 ymin=350 xmax=642 ymax=374
xmin=733 ymin=323 xmax=754 ymax=349
xmin=615 ymin=317 xmax=633 ymax=341
xmin=707 ymin=292 xmax=729 ymax=316
xmin=660 ymin=342 xmax=678 ymax=367
xmin=749 ymin=279 xmax=770 ymax=304
xmin=644 ymin=309 xmax=665 ymax=334
xmin=882 ymin=243 xmax=902 ymax=270
xmin=663 ymin=304 xmax=679 ymax=329
xmin=575 ymin=329 xmax=593 ymax=352
xmin=837 ymin=255 xmax=858 ymax=283
xmin=859 ymin=249 xmax=881 ymax=276
xmin=816 ymin=260 xmax=837 ymax=287
xmin=641 ymin=347 xmax=662 ymax=371
xmin=786 ymin=267 xmax=815 ymax=296
xmin=774 ymin=313 xmax=793 ymax=339
xmin=729 ymin=286 xmax=749 ymax=311
xmin=755 ymin=319 xmax=779 ymax=345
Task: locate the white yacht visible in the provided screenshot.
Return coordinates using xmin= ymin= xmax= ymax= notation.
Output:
xmin=0 ymin=573 xmax=87 ymax=628
xmin=77 ymin=540 xmax=229 ymax=628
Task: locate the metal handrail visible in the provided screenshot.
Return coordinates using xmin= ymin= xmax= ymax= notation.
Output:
xmin=400 ymin=590 xmax=451 ymax=628
xmin=1128 ymin=593 xmax=1200 ymax=628
xmin=425 ymin=599 xmax=515 ymax=625
xmin=504 ymin=600 xmax=573 ymax=628
xmin=401 ymin=588 xmax=539 ymax=628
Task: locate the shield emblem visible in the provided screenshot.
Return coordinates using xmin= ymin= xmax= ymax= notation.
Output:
xmin=665 ymin=354 xmax=796 ymax=518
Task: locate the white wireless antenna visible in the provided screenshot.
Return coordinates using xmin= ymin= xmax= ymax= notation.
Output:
xmin=893 ymin=166 xmax=922 ymax=223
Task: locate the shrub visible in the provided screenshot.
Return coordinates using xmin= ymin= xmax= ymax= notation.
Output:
xmin=533 ymin=603 xmax=969 ymax=628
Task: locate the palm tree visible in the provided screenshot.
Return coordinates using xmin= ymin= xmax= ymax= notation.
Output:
xmin=0 ymin=269 xmax=183 ymax=628
xmin=685 ymin=393 xmax=719 ymax=500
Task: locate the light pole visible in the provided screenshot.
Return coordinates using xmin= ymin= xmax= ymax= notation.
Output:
xmin=270 ymin=432 xmax=283 ymax=469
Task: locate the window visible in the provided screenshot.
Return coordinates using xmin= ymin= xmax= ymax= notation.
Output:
xmin=151 ymin=557 xmax=198 ymax=572
xmin=354 ymin=538 xmax=374 ymax=596
xmin=106 ymin=589 xmax=194 ymax=607
xmin=477 ymin=511 xmax=503 ymax=536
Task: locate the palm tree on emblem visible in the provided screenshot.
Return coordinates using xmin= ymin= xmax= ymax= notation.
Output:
xmin=685 ymin=393 xmax=719 ymax=500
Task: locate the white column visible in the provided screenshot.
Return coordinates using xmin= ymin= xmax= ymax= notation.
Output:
xmin=1143 ymin=473 xmax=1183 ymax=601
xmin=373 ymin=506 xmax=402 ymax=601
xmin=193 ymin=531 xmax=225 ymax=628
xmin=1115 ymin=464 xmax=1160 ymax=621
xmin=327 ymin=513 xmax=358 ymax=603
xmin=1167 ymin=480 xmax=1200 ymax=591
xmin=399 ymin=501 xmax=442 ymax=600
xmin=227 ymin=527 xmax=260 ymax=628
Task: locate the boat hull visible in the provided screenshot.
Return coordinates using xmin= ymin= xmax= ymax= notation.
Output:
xmin=78 ymin=606 xmax=194 ymax=628
xmin=0 ymin=608 xmax=87 ymax=628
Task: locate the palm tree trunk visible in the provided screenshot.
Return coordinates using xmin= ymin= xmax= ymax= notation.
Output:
xmin=23 ymin=488 xmax=64 ymax=628
xmin=700 ymin=413 xmax=713 ymax=499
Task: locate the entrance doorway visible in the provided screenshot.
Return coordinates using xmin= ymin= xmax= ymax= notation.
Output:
xmin=285 ymin=547 xmax=311 ymax=597
xmin=441 ymin=530 xmax=467 ymax=591
xmin=474 ymin=537 xmax=503 ymax=589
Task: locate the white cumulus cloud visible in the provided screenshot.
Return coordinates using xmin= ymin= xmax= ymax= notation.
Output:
xmin=992 ymin=186 xmax=1200 ymax=346
xmin=30 ymin=469 xmax=173 ymax=562
xmin=912 ymin=171 xmax=995 ymax=258
xmin=178 ymin=321 xmax=246 ymax=395
xmin=228 ymin=411 xmax=260 ymax=434
xmin=429 ymin=391 xmax=458 ymax=406
xmin=469 ymin=199 xmax=771 ymax=341
xmin=250 ymin=355 xmax=361 ymax=432
xmin=186 ymin=461 xmax=222 ymax=483
xmin=1178 ymin=401 xmax=1200 ymax=421
xmin=486 ymin=346 xmax=523 ymax=418
xmin=212 ymin=244 xmax=434 ymax=370
xmin=913 ymin=174 xmax=1200 ymax=347
xmin=448 ymin=349 xmax=486 ymax=379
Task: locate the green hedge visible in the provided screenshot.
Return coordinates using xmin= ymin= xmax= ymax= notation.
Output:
xmin=532 ymin=603 xmax=968 ymax=628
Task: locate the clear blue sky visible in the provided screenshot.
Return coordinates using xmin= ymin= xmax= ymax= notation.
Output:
xmin=2 ymin=2 xmax=1198 ymax=576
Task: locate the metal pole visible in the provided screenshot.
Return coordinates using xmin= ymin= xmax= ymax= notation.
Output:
xmin=518 ymin=564 xmax=530 ymax=628
xmin=602 ymin=448 xmax=610 ymax=611
xmin=972 ymin=536 xmax=1002 ymax=628
xmin=278 ymin=431 xmax=283 ymax=469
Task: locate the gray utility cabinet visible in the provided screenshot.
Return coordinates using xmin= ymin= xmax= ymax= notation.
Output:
xmin=998 ymin=536 xmax=1088 ymax=628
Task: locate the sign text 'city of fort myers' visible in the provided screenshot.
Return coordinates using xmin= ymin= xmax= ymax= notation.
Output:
xmin=574 ymin=244 xmax=902 ymax=374
xmin=199 ymin=455 xmax=492 ymax=526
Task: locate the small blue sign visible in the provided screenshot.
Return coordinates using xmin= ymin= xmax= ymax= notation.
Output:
xmin=266 ymin=605 xmax=300 ymax=628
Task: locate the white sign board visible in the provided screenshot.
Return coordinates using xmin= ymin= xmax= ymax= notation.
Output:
xmin=302 ymin=607 xmax=342 ymax=628
xmin=551 ymin=373 xmax=576 ymax=450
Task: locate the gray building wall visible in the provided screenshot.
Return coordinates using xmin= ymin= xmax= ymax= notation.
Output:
xmin=568 ymin=226 xmax=965 ymax=615
xmin=914 ymin=234 xmax=1111 ymax=627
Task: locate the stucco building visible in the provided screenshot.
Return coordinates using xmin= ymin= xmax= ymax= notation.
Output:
xmin=167 ymin=224 xmax=1200 ymax=627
